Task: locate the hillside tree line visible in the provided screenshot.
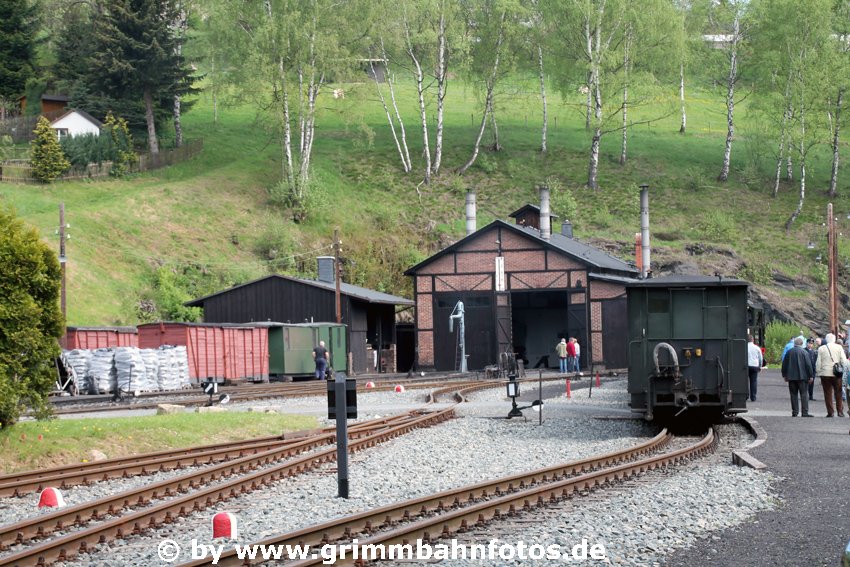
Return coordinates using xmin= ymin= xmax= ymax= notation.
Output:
xmin=3 ymin=0 xmax=850 ymax=223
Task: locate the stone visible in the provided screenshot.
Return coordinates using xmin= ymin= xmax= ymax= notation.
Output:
xmin=156 ymin=404 xmax=184 ymax=415
xmin=196 ymin=406 xmax=228 ymax=413
xmin=89 ymin=449 xmax=108 ymax=462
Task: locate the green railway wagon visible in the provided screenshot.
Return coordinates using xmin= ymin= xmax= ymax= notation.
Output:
xmin=259 ymin=322 xmax=348 ymax=379
xmin=627 ymin=275 xmax=749 ymax=421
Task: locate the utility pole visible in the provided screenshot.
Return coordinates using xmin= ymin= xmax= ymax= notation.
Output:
xmin=334 ymin=228 xmax=342 ymax=324
xmin=828 ymin=203 xmax=838 ymax=334
xmin=59 ymin=203 xmax=68 ymax=340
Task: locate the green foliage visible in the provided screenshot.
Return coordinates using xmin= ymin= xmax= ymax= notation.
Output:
xmin=696 ymin=210 xmax=737 ymax=242
xmin=0 ymin=207 xmax=63 ymax=429
xmin=30 ymin=116 xmax=70 ymax=183
xmin=104 ymin=112 xmax=135 ymax=176
xmin=0 ymin=134 xmax=13 ymax=161
xmin=810 ymin=262 xmax=828 ymax=285
xmin=548 ymin=177 xmax=578 ymax=222
xmin=57 ymin=113 xmax=136 ymax=175
xmin=136 ymin=267 xmax=203 ymax=323
xmin=85 ymin=0 xmax=197 ymax=149
xmin=22 ymin=77 xmax=45 ymax=116
xmin=60 ymin=133 xmax=112 ymax=168
xmin=254 ymin=221 xmax=298 ymax=270
xmin=738 ymin=262 xmax=772 ymax=285
xmin=765 ymin=321 xmax=808 ymax=364
xmin=0 ymin=0 xmax=39 ymax=101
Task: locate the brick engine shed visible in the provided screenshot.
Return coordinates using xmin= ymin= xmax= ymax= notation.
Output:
xmin=405 ymin=194 xmax=639 ymax=372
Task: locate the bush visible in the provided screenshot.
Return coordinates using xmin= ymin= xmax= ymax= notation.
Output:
xmin=548 ymin=177 xmax=578 ymax=222
xmin=738 ymin=262 xmax=772 ymax=285
xmin=697 ymin=210 xmax=737 ymax=242
xmin=0 ymin=208 xmax=63 ymax=428
xmin=30 ymin=116 xmax=70 ymax=183
xmin=765 ymin=321 xmax=808 ymax=365
xmin=135 ymin=267 xmax=203 ymax=323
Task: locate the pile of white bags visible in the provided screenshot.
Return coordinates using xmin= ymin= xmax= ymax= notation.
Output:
xmin=156 ymin=345 xmax=191 ymax=391
xmin=115 ymin=347 xmax=150 ymax=393
xmin=87 ymin=348 xmax=116 ymax=394
xmin=63 ymin=349 xmax=93 ymax=394
xmin=62 ymin=345 xmax=191 ymax=394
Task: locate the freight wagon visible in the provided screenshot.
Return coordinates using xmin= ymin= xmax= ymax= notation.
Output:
xmin=137 ymin=322 xmax=269 ymax=382
xmin=62 ymin=327 xmax=139 ymax=350
xmin=252 ymin=322 xmax=348 ymax=380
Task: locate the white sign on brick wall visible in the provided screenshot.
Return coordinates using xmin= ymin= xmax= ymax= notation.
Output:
xmin=495 ymin=256 xmax=505 ymax=291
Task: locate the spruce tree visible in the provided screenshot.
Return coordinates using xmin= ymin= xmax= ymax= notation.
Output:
xmin=30 ymin=116 xmax=70 ymax=183
xmin=0 ymin=0 xmax=39 ymax=102
xmin=89 ymin=0 xmax=193 ymax=155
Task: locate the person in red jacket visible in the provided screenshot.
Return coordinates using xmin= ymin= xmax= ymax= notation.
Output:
xmin=566 ymin=337 xmax=577 ymax=373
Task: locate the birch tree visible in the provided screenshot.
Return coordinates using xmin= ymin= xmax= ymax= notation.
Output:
xmin=528 ymin=0 xmax=550 ymax=152
xmin=548 ymin=0 xmax=674 ymax=189
xmin=209 ymin=0 xmax=366 ymax=220
xmin=827 ymin=0 xmax=850 ymax=198
xmin=712 ymin=0 xmax=748 ymax=183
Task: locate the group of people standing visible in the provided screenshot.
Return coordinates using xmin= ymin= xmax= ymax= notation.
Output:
xmin=555 ymin=337 xmax=581 ymax=373
xmin=780 ymin=332 xmax=849 ymax=419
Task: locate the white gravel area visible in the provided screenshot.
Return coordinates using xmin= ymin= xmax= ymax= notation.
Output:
xmin=58 ymin=405 xmax=655 ymax=566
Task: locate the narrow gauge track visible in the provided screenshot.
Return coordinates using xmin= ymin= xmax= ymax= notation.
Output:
xmin=46 ymin=379 xmax=482 ymax=416
xmin=0 ymin=408 xmax=457 ymax=566
xmin=0 ymin=414 xmax=421 ymax=497
xmin=177 ymin=428 xmax=716 ymax=567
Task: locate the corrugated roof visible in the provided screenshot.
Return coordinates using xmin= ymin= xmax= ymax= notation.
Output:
xmin=185 ymin=274 xmax=413 ymax=308
xmin=406 ymin=219 xmax=637 ymax=276
xmin=626 ymin=275 xmax=748 ymax=288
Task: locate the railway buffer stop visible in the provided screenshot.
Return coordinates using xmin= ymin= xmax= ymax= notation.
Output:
xmin=327 ymin=373 xmax=357 ymax=498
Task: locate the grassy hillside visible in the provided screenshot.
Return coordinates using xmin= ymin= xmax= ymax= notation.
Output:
xmin=0 ymin=77 xmax=846 ymax=329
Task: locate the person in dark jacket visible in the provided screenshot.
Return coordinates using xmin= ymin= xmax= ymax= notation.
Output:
xmin=781 ymin=337 xmax=815 ymax=417
xmin=806 ymin=338 xmax=818 ymax=401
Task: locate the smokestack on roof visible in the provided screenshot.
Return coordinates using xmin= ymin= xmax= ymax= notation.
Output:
xmin=539 ymin=186 xmax=551 ymax=241
xmin=465 ymin=190 xmax=477 ymax=236
xmin=561 ymin=221 xmax=573 ymax=238
xmin=639 ymin=184 xmax=651 ymax=279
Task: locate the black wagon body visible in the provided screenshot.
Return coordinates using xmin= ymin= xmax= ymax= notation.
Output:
xmin=627 ymin=275 xmax=749 ymax=421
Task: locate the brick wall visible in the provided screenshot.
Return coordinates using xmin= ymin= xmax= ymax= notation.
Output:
xmin=509 ymin=271 xmax=569 ymax=289
xmin=590 ymin=281 xmax=626 ymax=299
xmin=503 ymin=249 xmax=545 ymax=272
xmin=434 ymin=274 xmax=493 ymax=292
xmin=419 ymin=330 xmax=434 ymax=366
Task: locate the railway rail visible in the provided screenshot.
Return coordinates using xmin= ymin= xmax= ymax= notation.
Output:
xmin=0 ymin=373 xmax=627 ymax=565
xmin=0 ymin=408 xmax=457 ymax=566
xmin=176 ymin=428 xmax=716 ymax=567
xmin=46 ymin=377 xmax=482 ymax=416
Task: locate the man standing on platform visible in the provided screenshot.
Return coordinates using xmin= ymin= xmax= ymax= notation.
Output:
xmin=313 ymin=340 xmax=329 ymax=380
xmin=781 ymin=337 xmax=814 ymax=417
xmin=747 ymin=335 xmax=763 ymax=402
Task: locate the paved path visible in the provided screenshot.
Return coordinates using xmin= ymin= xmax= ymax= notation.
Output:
xmin=665 ymin=368 xmax=850 ymax=567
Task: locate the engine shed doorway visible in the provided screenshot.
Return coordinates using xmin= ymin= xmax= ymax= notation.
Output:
xmin=511 ymin=290 xmax=587 ymax=370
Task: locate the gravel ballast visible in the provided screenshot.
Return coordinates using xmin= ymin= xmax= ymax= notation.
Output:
xmin=2 ymin=377 xmax=779 ymax=566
